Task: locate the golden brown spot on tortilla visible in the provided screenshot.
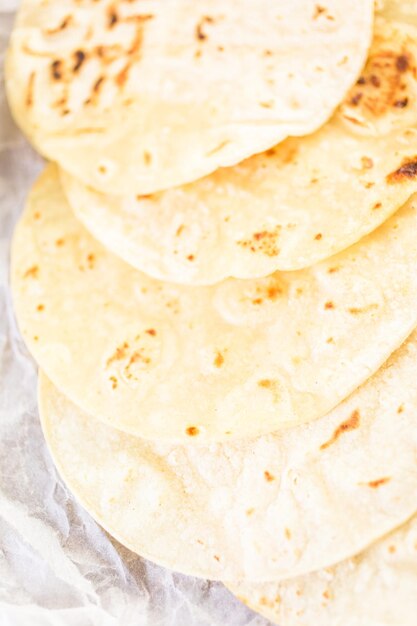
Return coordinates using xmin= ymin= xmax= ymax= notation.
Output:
xmin=73 ymin=50 xmax=86 ymax=73
xmin=265 ymin=147 xmax=276 ymax=157
xmin=366 ymin=476 xmax=391 ymax=488
xmin=94 ymin=75 xmax=105 ymax=94
xmin=176 ymin=225 xmax=185 ymax=237
xmin=106 ymin=342 xmax=130 ymax=367
xmin=44 ymin=15 xmax=73 ymax=35
xmin=285 ymin=528 xmax=292 ymax=540
xmin=314 ymin=233 xmax=323 ymax=240
xmin=251 ymin=276 xmax=284 ymax=305
xmin=214 ymin=352 xmax=224 ymax=368
xmin=238 ymin=227 xmax=281 ymax=257
xmin=258 ymin=379 xmax=272 ymax=389
xmin=186 ymin=426 xmax=200 ymax=437
xmin=115 ymin=63 xmax=130 ymax=87
xmin=52 ymin=94 xmax=69 ymax=111
xmin=348 ymin=304 xmax=378 ymax=315
xmin=361 ymin=156 xmax=374 ymax=169
xmin=127 ymin=351 xmax=151 ymax=367
xmin=259 ymin=101 xmax=273 ymax=109
xmin=196 ymin=16 xmax=214 ymax=41
xmin=187 ymin=254 xmax=195 ymax=262
xmin=36 ymin=304 xmax=45 ymax=312
xmin=51 ymin=60 xmax=64 ymax=81
xmin=107 ymin=5 xmax=119 ymax=28
xmin=396 ymin=54 xmax=410 ymax=72
xmin=143 ymin=151 xmax=152 ymax=166
xmin=34 ymin=336 xmax=39 ymax=342
xmin=326 ymin=337 xmax=334 ymax=344
xmin=397 ymin=404 xmax=404 ymax=414
xmin=246 ymin=508 xmax=255 ymax=516
xmin=388 ymin=545 xmax=396 ymax=553
xmin=33 ymin=212 xmax=41 ymax=220
xmin=344 ymin=45 xmax=414 ymax=118
xmin=145 ymin=329 xmax=157 ymax=337
xmin=26 ymin=72 xmax=35 ymax=108
xmin=86 ymin=254 xmax=95 ymax=269
xmin=328 ymin=266 xmax=339 ymax=274
xmin=257 ymin=378 xmax=281 ymax=403
xmin=214 ymin=555 xmax=220 ymax=562
xmin=109 ymin=376 xmax=118 ymax=389
xmin=323 ymin=590 xmax=331 ymax=600
xmin=197 ymin=539 xmax=204 ymax=545
xmin=267 ymin=281 xmax=283 ymax=300
xmin=55 ymin=238 xmax=65 ymax=247
xmin=23 ymin=265 xmax=39 ymax=279
xmin=387 ymin=156 xmax=417 ymax=184
xmin=320 ymin=410 xmax=360 ymax=450
xmin=324 ymin=301 xmax=335 ymax=310
xmin=373 ymin=202 xmax=382 ymax=210
xmin=259 ymin=596 xmax=274 ymax=608
xmin=313 ymin=5 xmax=326 ymax=19
xmin=264 ymin=471 xmax=275 ymax=482
xmin=95 ymin=44 xmax=121 ymax=63
xmin=207 ymin=140 xmax=231 ymax=157
xmin=350 ymin=93 xmax=362 ymax=106
xmin=280 ymin=146 xmax=298 ymax=164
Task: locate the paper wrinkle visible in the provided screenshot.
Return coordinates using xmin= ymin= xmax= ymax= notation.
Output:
xmin=0 ymin=8 xmax=271 ymax=626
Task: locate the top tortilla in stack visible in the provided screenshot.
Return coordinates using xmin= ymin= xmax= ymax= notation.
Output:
xmin=60 ymin=0 xmax=417 ymax=285
xmin=6 ymin=0 xmax=373 ymax=195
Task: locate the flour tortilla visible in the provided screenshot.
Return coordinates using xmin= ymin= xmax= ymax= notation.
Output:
xmin=62 ymin=6 xmax=417 ymax=284
xmin=6 ymin=0 xmax=373 ymax=195
xmin=228 ymin=514 xmax=417 ymax=626
xmin=11 ymin=164 xmax=417 ymax=442
xmin=38 ymin=324 xmax=417 ymax=580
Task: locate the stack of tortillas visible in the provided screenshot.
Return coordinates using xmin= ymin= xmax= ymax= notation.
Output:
xmin=6 ymin=0 xmax=417 ymax=623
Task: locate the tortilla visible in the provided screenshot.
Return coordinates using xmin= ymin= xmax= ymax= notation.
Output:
xmin=227 ymin=514 xmax=417 ymax=626
xmin=38 ymin=322 xmax=417 ymax=581
xmin=5 ymin=0 xmax=373 ymax=195
xmin=11 ymin=165 xmax=417 ymax=442
xmin=61 ymin=6 xmax=417 ymax=284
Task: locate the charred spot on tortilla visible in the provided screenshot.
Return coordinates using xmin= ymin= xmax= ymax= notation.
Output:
xmin=387 ymin=157 xmax=417 ymax=183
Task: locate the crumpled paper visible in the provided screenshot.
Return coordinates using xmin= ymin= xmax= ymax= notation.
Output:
xmin=0 ymin=7 xmax=272 ymax=626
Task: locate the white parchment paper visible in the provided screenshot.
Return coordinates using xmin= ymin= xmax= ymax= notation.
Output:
xmin=0 ymin=6 xmax=272 ymax=625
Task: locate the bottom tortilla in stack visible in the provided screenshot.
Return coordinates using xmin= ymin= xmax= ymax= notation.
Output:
xmin=37 ymin=326 xmax=417 ymax=583
xmin=227 ymin=514 xmax=417 ymax=626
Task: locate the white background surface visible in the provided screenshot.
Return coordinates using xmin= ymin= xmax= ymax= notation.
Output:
xmin=0 ymin=5 xmax=272 ymax=625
